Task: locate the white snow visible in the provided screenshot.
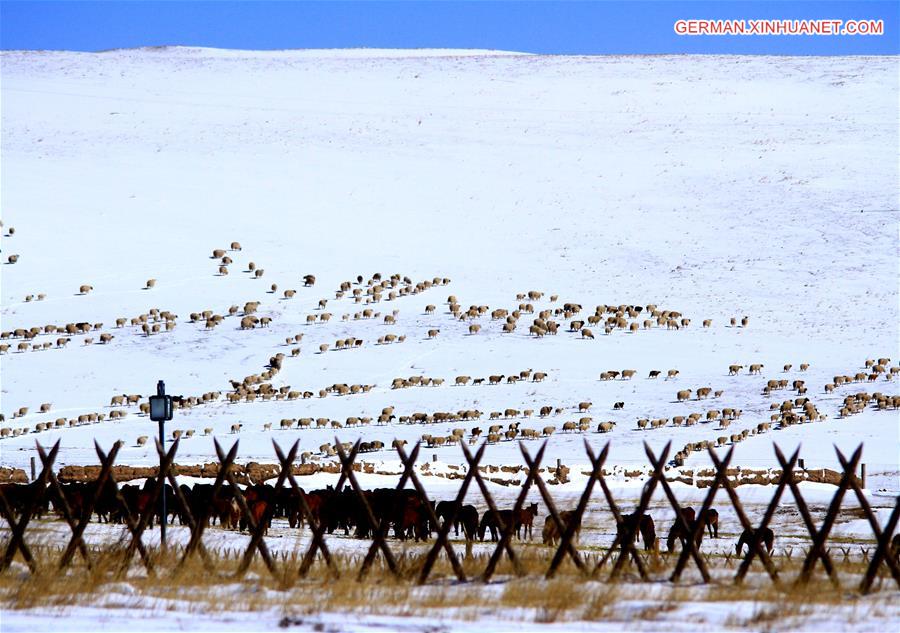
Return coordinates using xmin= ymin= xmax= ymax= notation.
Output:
xmin=0 ymin=46 xmax=898 ymax=629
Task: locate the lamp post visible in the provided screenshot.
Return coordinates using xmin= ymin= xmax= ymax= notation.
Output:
xmin=148 ymin=380 xmax=173 ymax=547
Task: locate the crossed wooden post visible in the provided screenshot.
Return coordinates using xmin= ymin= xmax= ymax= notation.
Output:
xmin=116 ymin=438 xmax=181 ymax=575
xmin=333 ymin=438 xmax=399 ymax=579
xmin=179 ymin=439 xmax=240 ymax=569
xmin=57 ymin=440 xmax=124 ymax=571
xmin=519 ymin=440 xmax=600 ymax=578
xmin=830 ymin=446 xmax=900 ymax=593
xmin=271 ymin=440 xmax=338 ymax=578
xmin=0 ymin=440 xmax=62 ymax=573
xmin=395 ymin=440 xmax=468 ymax=584
xmin=543 ymin=440 xmax=610 ymax=578
xmin=792 ymin=444 xmax=863 ymax=587
xmin=209 ymin=439 xmax=278 ymax=578
xmin=272 ymin=440 xmax=338 ymax=578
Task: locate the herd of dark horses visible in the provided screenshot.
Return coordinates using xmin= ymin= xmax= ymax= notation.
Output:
xmin=3 ymin=478 xmax=898 ymax=560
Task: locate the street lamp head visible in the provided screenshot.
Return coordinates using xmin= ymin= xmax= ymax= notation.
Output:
xmin=149 ymin=380 xmax=173 ymax=422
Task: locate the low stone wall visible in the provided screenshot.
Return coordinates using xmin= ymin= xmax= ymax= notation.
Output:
xmin=0 ymin=462 xmax=854 ymax=489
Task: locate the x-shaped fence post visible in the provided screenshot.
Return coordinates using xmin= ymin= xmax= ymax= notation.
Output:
xmin=29 ymin=441 xmax=95 ymax=571
xmin=481 ymin=441 xmax=546 ymax=581
xmin=706 ymin=448 xmax=780 ymax=586
xmin=544 ymin=441 xmax=609 ymax=578
xmin=794 ymin=444 xmax=862 ymax=587
xmin=458 ymin=441 xmax=524 ymax=580
xmin=179 ymin=439 xmax=238 ymax=567
xmin=334 ymin=438 xmax=400 ymax=579
xmin=272 ymin=440 xmax=338 ymax=579
xmin=0 ymin=440 xmax=60 ymax=573
xmin=117 ymin=438 xmax=180 ymax=575
xmin=599 ymin=442 xmax=673 ymax=580
xmin=354 ymin=442 xmax=422 ymax=580
xmin=641 ymin=443 xmax=711 ymax=582
xmin=57 ymin=440 xmax=124 ymax=570
xmin=519 ymin=440 xmax=591 ymax=577
xmin=235 ymin=441 xmax=300 ymax=579
xmin=395 ymin=441 xmax=467 ymax=584
xmin=666 ymin=445 xmax=734 ymax=582
xmin=831 ymin=447 xmax=900 ymax=592
xmin=156 ymin=445 xmax=214 ymax=574
xmin=212 ymin=439 xmax=278 ymax=579
xmin=735 ymin=445 xmax=802 ymax=583
xmin=859 ymin=494 xmax=900 ymax=593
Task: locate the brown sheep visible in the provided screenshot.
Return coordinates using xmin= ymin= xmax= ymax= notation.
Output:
xmin=230 ymin=241 xmax=242 ymax=251
xmin=469 ymin=324 xmax=481 ymax=335
xmin=581 ymin=328 xmax=594 ymax=339
xmin=428 ymin=329 xmax=440 ymax=339
xmin=749 ymin=364 xmax=764 ymax=375
xmin=6 ymin=254 xmax=19 ymax=264
xmin=218 ymin=265 xmax=229 ymax=276
xmin=728 ymin=364 xmax=743 ymax=375
xmin=667 ymin=369 xmax=680 ymax=379
xmin=145 ymin=279 xmax=156 ymax=289
xmin=621 ymin=369 xmax=636 ymax=380
xmin=284 ymin=289 xmax=296 ymax=299
xmin=79 ymin=284 xmax=93 ymax=294
xmin=702 ymin=319 xmax=712 ymax=328
xmin=677 ymin=389 xmax=692 ymax=402
xmin=99 ymin=333 xmax=114 ymax=344
xmin=578 ymin=402 xmax=592 ymax=412
xmin=212 ymin=249 xmax=226 ymax=258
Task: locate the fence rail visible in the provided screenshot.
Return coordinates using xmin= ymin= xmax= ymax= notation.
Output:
xmin=1 ymin=438 xmax=898 ymax=593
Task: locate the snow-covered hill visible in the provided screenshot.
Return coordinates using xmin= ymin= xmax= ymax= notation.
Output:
xmin=1 ymin=48 xmax=897 ymax=487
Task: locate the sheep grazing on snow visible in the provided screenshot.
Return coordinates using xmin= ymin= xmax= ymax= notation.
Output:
xmin=79 ymin=284 xmax=93 ymax=294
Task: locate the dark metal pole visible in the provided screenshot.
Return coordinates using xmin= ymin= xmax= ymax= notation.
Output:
xmin=157 ymin=380 xmax=166 ymax=548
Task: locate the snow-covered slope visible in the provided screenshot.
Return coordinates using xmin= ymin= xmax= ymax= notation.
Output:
xmin=1 ymin=48 xmax=897 ymax=485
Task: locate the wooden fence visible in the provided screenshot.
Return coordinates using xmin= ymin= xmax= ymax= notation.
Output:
xmin=1 ymin=438 xmax=898 ymax=593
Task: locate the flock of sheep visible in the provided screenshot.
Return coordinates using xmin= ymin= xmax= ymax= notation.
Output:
xmin=2 ymin=226 xmax=898 ymax=476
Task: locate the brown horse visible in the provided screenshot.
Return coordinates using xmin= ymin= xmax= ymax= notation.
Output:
xmin=618 ymin=512 xmax=658 ymax=551
xmin=736 ymin=527 xmax=775 ymax=556
xmin=701 ymin=508 xmax=720 ymax=538
xmin=666 ymin=507 xmax=703 ymax=553
xmin=542 ymin=509 xmax=581 ymax=547
xmin=516 ymin=503 xmax=539 ymax=540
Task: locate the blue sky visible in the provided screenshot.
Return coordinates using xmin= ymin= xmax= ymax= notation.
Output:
xmin=1 ymin=1 xmax=897 ymax=55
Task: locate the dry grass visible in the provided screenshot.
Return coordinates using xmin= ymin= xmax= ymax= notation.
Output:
xmin=1 ymin=539 xmax=897 ymax=627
